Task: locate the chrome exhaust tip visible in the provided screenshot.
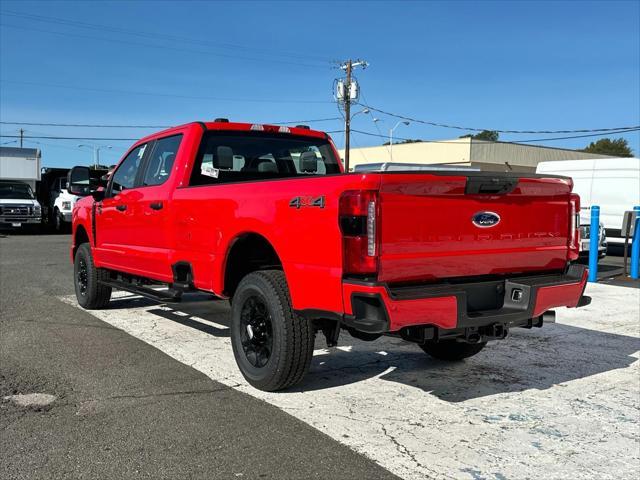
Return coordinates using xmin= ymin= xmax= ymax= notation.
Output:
xmin=542 ymin=310 xmax=556 ymax=324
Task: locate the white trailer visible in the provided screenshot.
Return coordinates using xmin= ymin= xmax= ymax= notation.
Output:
xmin=0 ymin=147 xmax=41 ymax=189
xmin=536 ymin=157 xmax=640 ymax=244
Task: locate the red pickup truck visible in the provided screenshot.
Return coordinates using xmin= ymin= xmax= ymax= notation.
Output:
xmin=68 ymin=120 xmax=590 ymax=391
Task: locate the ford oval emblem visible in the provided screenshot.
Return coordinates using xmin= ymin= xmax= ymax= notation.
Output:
xmin=472 ymin=211 xmax=501 ymax=228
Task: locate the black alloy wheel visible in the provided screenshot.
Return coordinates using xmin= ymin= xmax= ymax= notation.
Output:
xmin=73 ymin=243 xmax=112 ymax=309
xmin=239 ymin=295 xmax=274 ymax=368
xmin=76 ymin=257 xmax=88 ymax=296
xmin=230 ymin=270 xmax=315 ymax=391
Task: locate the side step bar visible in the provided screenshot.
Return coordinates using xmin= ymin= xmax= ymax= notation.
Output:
xmin=99 ymin=279 xmax=182 ymax=303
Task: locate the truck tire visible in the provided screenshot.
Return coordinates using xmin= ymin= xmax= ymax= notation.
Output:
xmin=74 ymin=243 xmax=112 ymax=309
xmin=420 ymin=341 xmax=487 ymax=361
xmin=54 ymin=208 xmax=63 ymax=233
xmin=230 ymin=270 xmax=315 ymax=391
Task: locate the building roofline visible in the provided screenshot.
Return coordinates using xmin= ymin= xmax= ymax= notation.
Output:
xmin=468 ymin=138 xmax=614 ymax=156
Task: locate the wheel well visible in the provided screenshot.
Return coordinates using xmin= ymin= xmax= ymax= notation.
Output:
xmin=223 ymin=233 xmax=282 ymax=297
xmin=73 ymin=225 xmax=89 ymax=258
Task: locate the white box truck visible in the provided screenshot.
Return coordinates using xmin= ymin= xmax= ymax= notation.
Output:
xmin=0 ymin=147 xmax=43 ymax=230
xmin=536 ymin=157 xmax=640 ymax=245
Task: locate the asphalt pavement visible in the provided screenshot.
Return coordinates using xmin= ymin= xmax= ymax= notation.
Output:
xmin=0 ymin=234 xmax=398 ymax=480
xmin=2 ymin=233 xmax=638 ymax=480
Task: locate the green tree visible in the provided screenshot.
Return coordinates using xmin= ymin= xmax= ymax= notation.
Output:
xmin=582 ymin=138 xmax=633 ymax=157
xmin=382 ymin=138 xmax=422 ymax=146
xmin=459 ymin=130 xmax=499 ymax=142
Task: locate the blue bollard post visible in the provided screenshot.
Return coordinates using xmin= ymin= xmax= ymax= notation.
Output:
xmin=631 ymin=205 xmax=640 ymax=280
xmin=588 ymin=206 xmax=600 ymax=283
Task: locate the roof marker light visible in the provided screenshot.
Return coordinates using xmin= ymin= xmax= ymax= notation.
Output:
xmin=278 ymin=126 xmax=291 ymax=133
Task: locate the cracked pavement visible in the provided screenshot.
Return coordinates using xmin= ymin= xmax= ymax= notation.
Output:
xmin=59 ymin=271 xmax=640 ymax=479
xmin=0 ymin=234 xmax=398 ymax=480
xmin=2 ymin=234 xmax=639 ymax=479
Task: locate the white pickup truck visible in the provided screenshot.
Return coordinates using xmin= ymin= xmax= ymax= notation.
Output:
xmin=49 ymin=176 xmax=81 ymax=232
xmin=0 ymin=180 xmax=42 ymax=230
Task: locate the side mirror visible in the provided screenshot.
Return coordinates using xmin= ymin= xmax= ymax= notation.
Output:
xmin=67 ymin=166 xmax=108 ymax=196
xmin=67 ymin=166 xmax=91 ymax=195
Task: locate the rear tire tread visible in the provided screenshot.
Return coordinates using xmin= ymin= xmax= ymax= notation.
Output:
xmin=233 ymin=270 xmax=314 ymax=391
xmin=75 ymin=243 xmax=112 ymax=309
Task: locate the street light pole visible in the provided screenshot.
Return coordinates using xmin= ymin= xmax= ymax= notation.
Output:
xmin=78 ymin=144 xmax=112 ymax=169
xmin=389 ymin=121 xmax=410 ymax=162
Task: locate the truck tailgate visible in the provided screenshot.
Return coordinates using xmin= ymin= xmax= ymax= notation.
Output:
xmin=378 ymin=173 xmax=574 ymax=283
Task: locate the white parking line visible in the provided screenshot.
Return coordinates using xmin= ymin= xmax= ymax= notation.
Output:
xmin=59 ymin=283 xmax=640 ymax=480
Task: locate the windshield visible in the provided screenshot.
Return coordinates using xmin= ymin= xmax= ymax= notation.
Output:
xmin=57 ymin=177 xmax=68 ymax=191
xmin=0 ymin=183 xmax=34 ymax=200
xmin=190 ymin=131 xmax=341 ymax=186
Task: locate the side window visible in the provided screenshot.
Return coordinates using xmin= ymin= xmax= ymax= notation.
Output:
xmin=142 ymin=135 xmax=182 ymax=186
xmin=111 ymin=144 xmax=147 ymax=193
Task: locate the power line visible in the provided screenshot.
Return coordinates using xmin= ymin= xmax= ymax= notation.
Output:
xmin=517 ymin=128 xmax=640 ymax=143
xmin=348 ymin=127 xmax=640 ymax=144
xmin=0 ymin=22 xmax=330 ymax=70
xmin=358 ymin=102 xmax=640 ymax=134
xmin=0 ymin=80 xmax=334 ymax=104
xmin=0 ymin=134 xmax=138 ymax=141
xmin=0 ymin=117 xmax=343 ymax=128
xmin=0 ymin=121 xmax=168 ymax=129
xmin=0 ymin=9 xmax=332 ymax=65
xmin=1 ymin=127 xmax=636 ymax=145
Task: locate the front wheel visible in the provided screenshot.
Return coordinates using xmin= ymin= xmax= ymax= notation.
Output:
xmin=74 ymin=243 xmax=112 ymax=309
xmin=54 ymin=208 xmax=68 ymax=233
xmin=420 ymin=341 xmax=487 ymax=361
xmin=230 ymin=270 xmax=315 ymax=391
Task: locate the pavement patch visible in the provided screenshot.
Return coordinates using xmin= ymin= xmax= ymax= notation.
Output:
xmin=59 ymin=283 xmax=640 ymax=480
xmin=3 ymin=393 xmax=57 ymax=409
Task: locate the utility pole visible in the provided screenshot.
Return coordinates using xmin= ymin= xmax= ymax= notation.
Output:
xmin=343 ymin=60 xmax=352 ymax=173
xmin=19 ymin=129 xmax=24 ymax=148
xmin=338 ymin=59 xmax=368 ymax=172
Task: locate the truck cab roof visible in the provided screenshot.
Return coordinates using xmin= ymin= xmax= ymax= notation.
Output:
xmin=136 ymin=121 xmax=329 ymax=145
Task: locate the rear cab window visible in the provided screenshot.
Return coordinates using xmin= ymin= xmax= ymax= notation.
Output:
xmin=189 ymin=131 xmax=340 ymax=186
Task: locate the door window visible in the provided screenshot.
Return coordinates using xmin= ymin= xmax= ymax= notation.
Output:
xmin=142 ymin=135 xmax=182 ymax=186
xmin=110 ymin=144 xmax=147 ymax=193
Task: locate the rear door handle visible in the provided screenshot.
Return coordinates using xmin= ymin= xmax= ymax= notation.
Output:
xmin=115 ymin=204 xmax=127 ymax=212
xmin=149 ymin=202 xmax=163 ymax=210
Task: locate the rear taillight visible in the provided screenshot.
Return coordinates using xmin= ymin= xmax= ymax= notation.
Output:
xmin=339 ymin=190 xmax=379 ymax=275
xmin=569 ymin=193 xmax=581 ymax=261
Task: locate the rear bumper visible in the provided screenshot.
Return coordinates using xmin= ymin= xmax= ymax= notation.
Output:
xmin=341 ymin=264 xmax=589 ymax=334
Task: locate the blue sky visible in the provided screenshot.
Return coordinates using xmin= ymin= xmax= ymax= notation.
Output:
xmin=1 ymin=0 xmax=639 ymax=168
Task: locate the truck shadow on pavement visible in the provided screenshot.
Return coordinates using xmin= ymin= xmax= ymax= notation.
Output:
xmin=300 ymin=326 xmax=640 ymax=401
xmin=112 ymin=293 xmax=640 ymax=402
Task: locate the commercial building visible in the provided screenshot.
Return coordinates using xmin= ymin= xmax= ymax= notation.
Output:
xmin=340 ymin=137 xmax=612 ymax=172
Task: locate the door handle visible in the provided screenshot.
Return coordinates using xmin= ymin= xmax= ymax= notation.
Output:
xmin=149 ymin=202 xmax=163 ymax=211
xmin=116 ymin=204 xmax=127 ymax=212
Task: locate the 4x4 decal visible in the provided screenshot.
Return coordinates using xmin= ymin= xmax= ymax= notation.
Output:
xmin=289 ymin=196 xmax=325 ymax=209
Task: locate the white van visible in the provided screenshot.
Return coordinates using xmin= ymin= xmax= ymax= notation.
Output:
xmin=536 ymin=157 xmax=640 ymax=244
